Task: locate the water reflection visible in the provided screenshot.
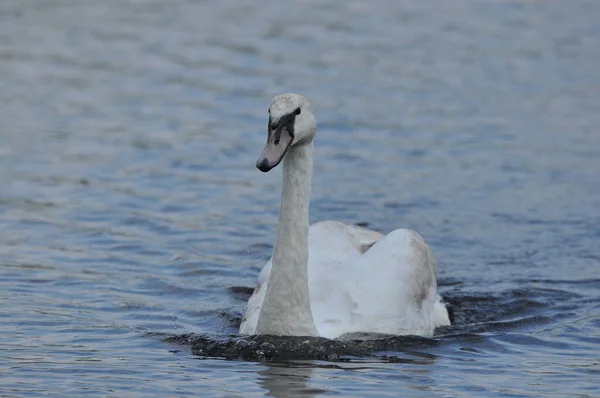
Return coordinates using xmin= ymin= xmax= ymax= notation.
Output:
xmin=257 ymin=353 xmax=439 ymax=398
xmin=259 ymin=363 xmax=323 ymax=398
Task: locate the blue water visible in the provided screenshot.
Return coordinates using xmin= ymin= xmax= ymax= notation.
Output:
xmin=1 ymin=0 xmax=600 ymax=396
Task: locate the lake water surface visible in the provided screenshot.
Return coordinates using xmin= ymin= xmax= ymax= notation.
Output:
xmin=1 ymin=0 xmax=600 ymax=396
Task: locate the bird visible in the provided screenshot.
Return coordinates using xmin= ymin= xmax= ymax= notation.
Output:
xmin=239 ymin=93 xmax=451 ymax=339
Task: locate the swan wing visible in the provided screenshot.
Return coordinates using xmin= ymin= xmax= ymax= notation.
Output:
xmin=308 ymin=226 xmax=450 ymax=338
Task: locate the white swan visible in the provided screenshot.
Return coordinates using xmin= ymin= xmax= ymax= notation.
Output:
xmin=239 ymin=93 xmax=451 ymax=339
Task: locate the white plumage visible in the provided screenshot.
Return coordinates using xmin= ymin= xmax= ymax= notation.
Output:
xmin=240 ymin=93 xmax=450 ymax=339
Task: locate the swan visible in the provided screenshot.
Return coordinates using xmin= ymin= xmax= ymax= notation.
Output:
xmin=239 ymin=93 xmax=451 ymax=338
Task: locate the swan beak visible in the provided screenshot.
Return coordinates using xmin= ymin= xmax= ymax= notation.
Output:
xmin=256 ymin=126 xmax=293 ymax=172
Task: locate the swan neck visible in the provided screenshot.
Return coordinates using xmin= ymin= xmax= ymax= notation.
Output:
xmin=256 ymin=143 xmax=318 ymax=336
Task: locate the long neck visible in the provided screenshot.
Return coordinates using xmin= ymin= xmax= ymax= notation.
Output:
xmin=255 ymin=143 xmax=318 ymax=336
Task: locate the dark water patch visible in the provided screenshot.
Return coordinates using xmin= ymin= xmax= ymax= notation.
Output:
xmin=164 ymin=333 xmax=439 ymax=361
xmin=437 ymin=277 xmax=464 ymax=287
xmin=216 ymin=310 xmax=244 ymax=330
xmin=2 ymin=262 xmax=56 ymax=271
xmin=520 ymin=278 xmax=600 ymax=287
xmin=383 ymin=199 xmax=439 ymax=210
xmin=229 ymin=286 xmax=255 ymax=301
xmin=491 ymin=212 xmax=600 ymax=229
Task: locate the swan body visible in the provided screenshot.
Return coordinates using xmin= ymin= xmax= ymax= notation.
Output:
xmin=240 ymin=93 xmax=450 ymax=339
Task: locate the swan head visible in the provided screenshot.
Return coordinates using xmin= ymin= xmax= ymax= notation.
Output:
xmin=256 ymin=93 xmax=316 ymax=172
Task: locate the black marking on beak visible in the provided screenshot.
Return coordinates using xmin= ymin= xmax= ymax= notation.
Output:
xmin=267 ymin=108 xmax=300 ymax=145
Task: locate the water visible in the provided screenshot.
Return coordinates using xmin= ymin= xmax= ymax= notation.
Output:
xmin=1 ymin=0 xmax=599 ymax=396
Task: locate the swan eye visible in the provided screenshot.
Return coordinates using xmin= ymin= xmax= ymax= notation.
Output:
xmin=294 ymin=107 xmax=301 ymax=115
